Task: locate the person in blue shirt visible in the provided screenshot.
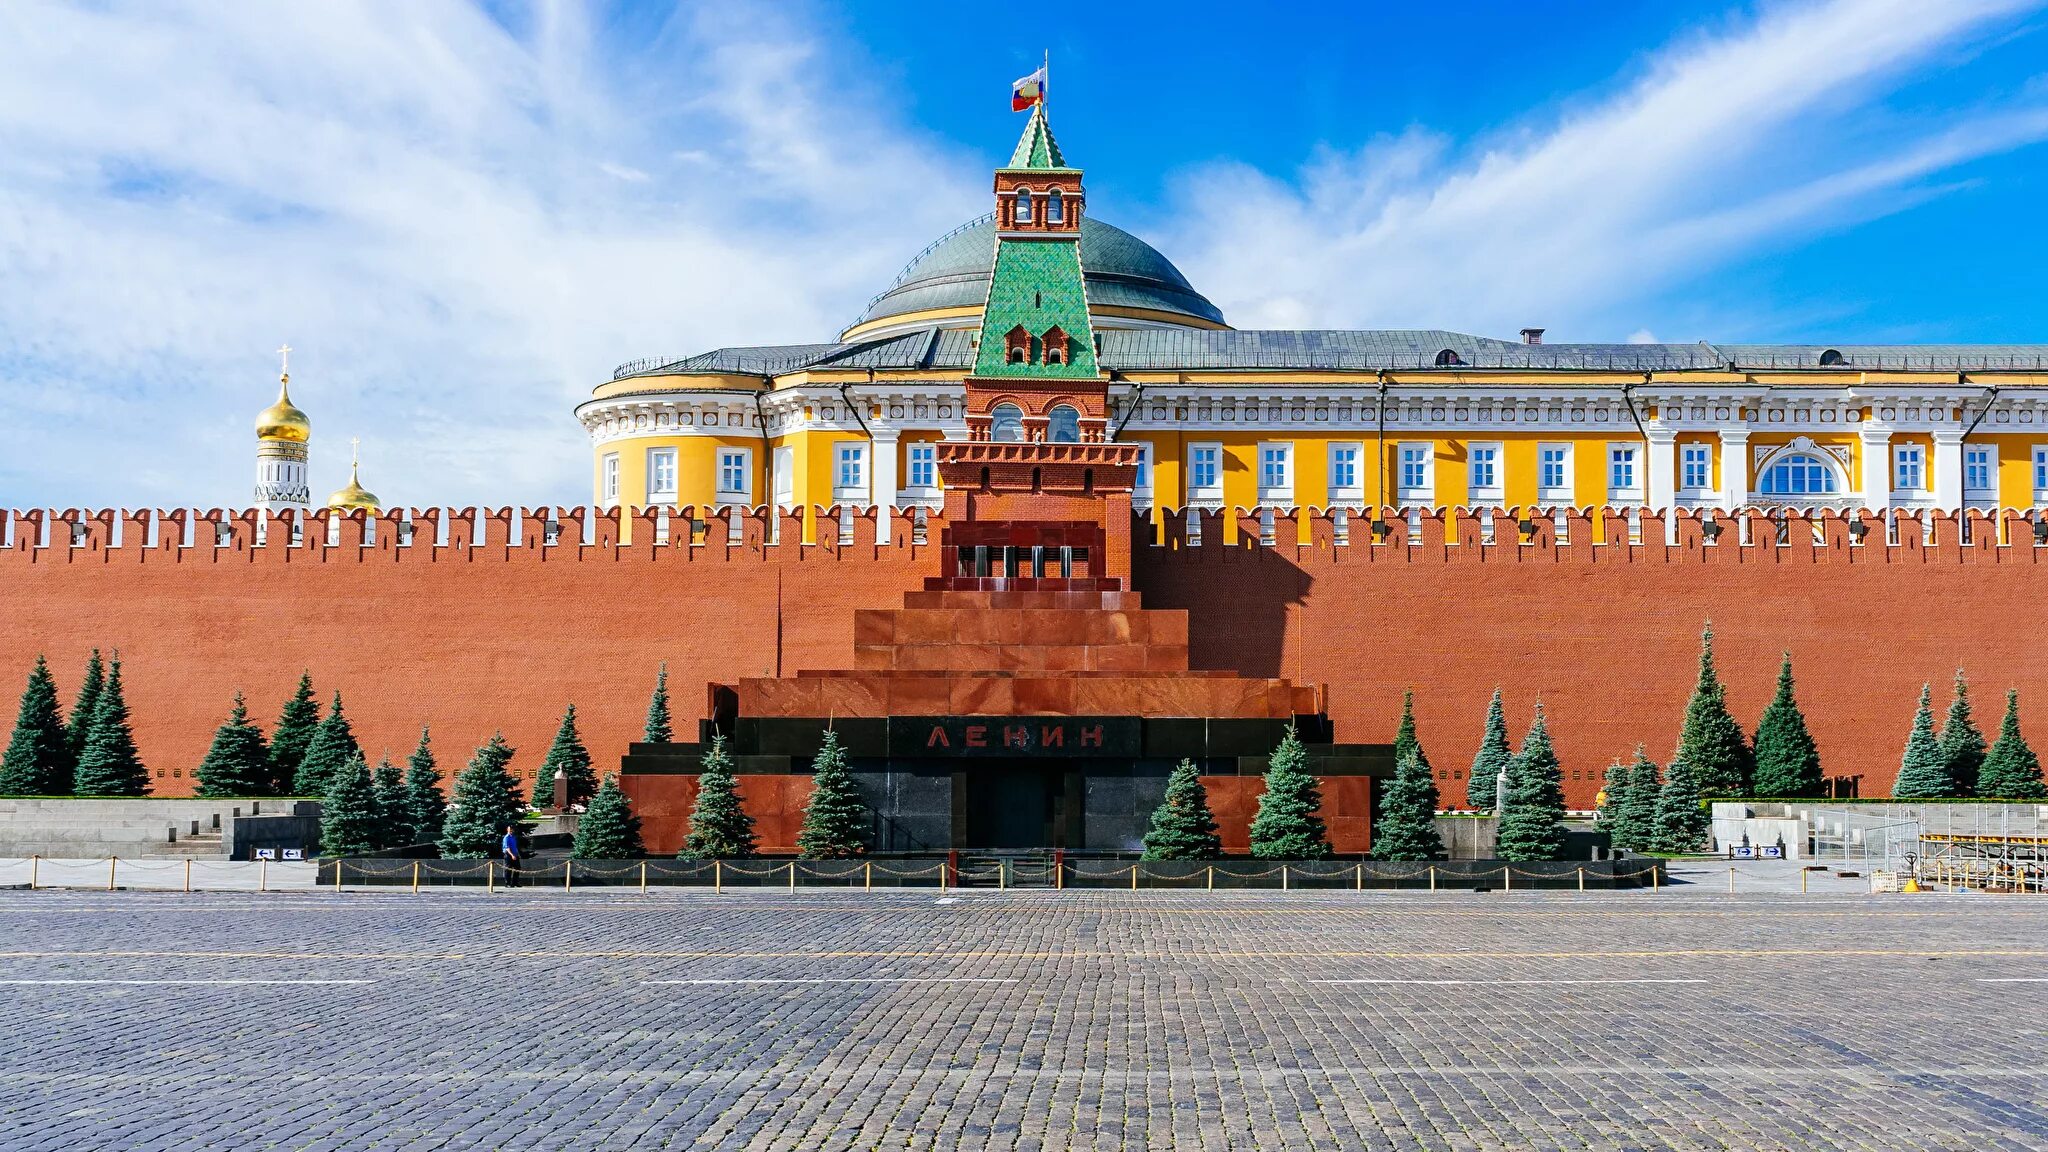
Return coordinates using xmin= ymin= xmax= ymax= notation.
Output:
xmin=500 ymin=824 xmax=521 ymax=886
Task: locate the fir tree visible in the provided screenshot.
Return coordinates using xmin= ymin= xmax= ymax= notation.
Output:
xmin=1248 ymin=726 xmax=1331 ymax=859
xmin=572 ymin=773 xmax=644 ymax=858
xmin=1141 ymin=758 xmax=1221 ymax=860
xmin=1618 ymin=749 xmax=1662 ymax=854
xmin=319 ymin=753 xmax=382 ymax=857
xmin=1750 ymin=653 xmax=1823 ymax=798
xmin=65 ymin=649 xmax=104 ymax=763
xmin=1675 ymin=623 xmax=1752 ymax=797
xmin=371 ymin=755 xmax=408 ymax=848
xmin=438 ymin=732 xmax=524 ymax=858
xmin=1651 ymin=756 xmax=1710 ymax=854
xmin=1374 ymin=751 xmax=1447 ymax=861
xmin=73 ymin=654 xmax=147 ymax=796
xmin=267 ymin=672 xmax=320 ymax=795
xmin=1597 ymin=758 xmax=1631 ymax=849
xmin=797 ymin=729 xmax=870 ymax=858
xmin=0 ymin=656 xmax=73 ymax=795
xmin=643 ymin=663 xmax=673 ymax=743
xmin=402 ymin=727 xmax=447 ymax=846
xmin=532 ymin=703 xmax=596 ymax=809
xmin=1938 ymin=669 xmax=1987 ymax=797
xmin=681 ymin=735 xmax=756 ymax=859
xmin=1394 ymin=689 xmax=1430 ymax=776
xmin=1979 ymin=690 xmax=2046 ymax=800
xmin=1497 ymin=704 xmax=1569 ymax=862
xmin=293 ymin=692 xmax=361 ymax=797
xmin=193 ymin=693 xmax=270 ymax=797
xmin=1466 ymin=688 xmax=1512 ymax=810
xmin=1892 ymin=683 xmax=1957 ymax=798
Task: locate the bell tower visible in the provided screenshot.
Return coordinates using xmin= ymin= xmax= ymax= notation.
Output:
xmin=937 ymin=105 xmax=1140 ymax=586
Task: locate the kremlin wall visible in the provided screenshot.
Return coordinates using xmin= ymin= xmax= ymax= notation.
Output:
xmin=3 ymin=500 xmax=2043 ymax=819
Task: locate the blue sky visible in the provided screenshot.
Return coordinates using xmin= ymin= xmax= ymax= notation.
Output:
xmin=2 ymin=0 xmax=2045 ymax=507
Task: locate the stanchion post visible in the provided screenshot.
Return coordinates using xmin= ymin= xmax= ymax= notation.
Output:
xmin=257 ymin=857 xmax=265 ymax=892
xmin=1428 ymin=865 xmax=1436 ymax=892
xmin=641 ymin=860 xmax=649 ymax=894
xmin=1502 ymin=866 xmax=1510 ymax=892
xmin=865 ymin=860 xmax=872 ymax=891
xmin=1727 ymin=866 xmax=1734 ymax=895
xmin=185 ymin=858 xmax=192 ymax=893
xmin=1282 ymin=865 xmax=1289 ymax=891
xmin=1000 ymin=860 xmax=1008 ymax=890
xmin=1652 ymin=863 xmax=1660 ymax=890
xmin=335 ymin=857 xmax=343 ymax=893
xmin=413 ymin=860 xmax=421 ymax=894
xmin=29 ymin=855 xmax=38 ymax=890
xmin=715 ymin=859 xmax=723 ymax=894
xmin=109 ymin=857 xmax=118 ymax=892
xmin=1801 ymin=867 xmax=1808 ymax=894
xmin=1355 ymin=863 xmax=1363 ymax=891
xmin=788 ymin=860 xmax=796 ymax=892
xmin=1577 ymin=867 xmax=1584 ymax=892
xmin=566 ymin=860 xmax=574 ymax=892
xmin=1206 ymin=865 xmax=1214 ymax=891
xmin=1130 ymin=863 xmax=1138 ymax=890
xmin=487 ymin=859 xmax=495 ymax=894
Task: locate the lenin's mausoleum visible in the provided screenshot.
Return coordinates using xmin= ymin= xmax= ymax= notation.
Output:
xmin=6 ymin=107 xmax=2048 ymax=853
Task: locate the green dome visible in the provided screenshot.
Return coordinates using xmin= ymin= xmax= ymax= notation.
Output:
xmin=848 ymin=214 xmax=1226 ymax=335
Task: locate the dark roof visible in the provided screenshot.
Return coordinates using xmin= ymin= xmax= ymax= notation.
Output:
xmin=612 ymin=329 xmax=2048 ymax=382
xmin=849 ymin=215 xmax=1226 ymax=332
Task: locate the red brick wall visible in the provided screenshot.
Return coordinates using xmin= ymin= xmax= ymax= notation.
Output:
xmin=1138 ymin=506 xmax=2048 ymax=806
xmin=5 ymin=504 xmax=2044 ymax=810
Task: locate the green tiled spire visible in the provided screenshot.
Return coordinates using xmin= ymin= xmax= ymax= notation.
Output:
xmin=972 ymin=240 xmax=1097 ymax=378
xmin=1003 ymin=105 xmax=1074 ymax=172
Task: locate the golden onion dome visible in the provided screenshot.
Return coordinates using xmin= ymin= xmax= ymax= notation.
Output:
xmin=256 ymin=375 xmax=311 ymax=443
xmin=326 ymin=462 xmax=380 ymax=512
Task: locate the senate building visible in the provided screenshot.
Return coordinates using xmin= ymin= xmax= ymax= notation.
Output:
xmin=578 ymin=107 xmax=2048 ymax=535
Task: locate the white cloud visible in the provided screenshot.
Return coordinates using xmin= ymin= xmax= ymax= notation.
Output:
xmin=0 ymin=0 xmax=983 ymax=507
xmin=1161 ymin=0 xmax=2048 ymax=341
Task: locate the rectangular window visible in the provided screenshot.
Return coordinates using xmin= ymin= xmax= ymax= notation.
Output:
xmin=1894 ymin=444 xmax=1924 ymax=491
xmin=1328 ymin=443 xmax=1362 ymax=505
xmin=835 ymin=442 xmax=866 ymax=492
xmin=1257 ymin=442 xmax=1291 ymax=499
xmin=772 ymin=446 xmax=794 ymax=507
xmin=1538 ymin=443 xmax=1571 ymax=501
xmin=716 ymin=448 xmax=750 ymax=500
xmin=1397 ymin=442 xmax=1432 ymax=501
xmin=647 ymin=448 xmax=678 ymax=501
xmin=1189 ymin=443 xmax=1222 ymax=501
xmin=1965 ymin=445 xmax=1995 ymax=493
xmin=1132 ymin=443 xmax=1152 ymax=492
xmin=1680 ymin=444 xmax=1711 ymax=490
xmin=907 ymin=443 xmax=937 ymax=489
xmin=2035 ymin=446 xmax=2048 ymax=503
xmin=1608 ymin=444 xmax=1638 ymax=495
xmin=602 ymin=453 xmax=620 ymax=505
xmin=1468 ymin=442 xmax=1501 ymax=499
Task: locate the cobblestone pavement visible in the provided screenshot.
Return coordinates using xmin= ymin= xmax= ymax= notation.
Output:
xmin=1 ymin=889 xmax=2045 ymax=1150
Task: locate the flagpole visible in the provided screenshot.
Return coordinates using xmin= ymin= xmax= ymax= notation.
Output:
xmin=1043 ymin=49 xmax=1050 ymax=115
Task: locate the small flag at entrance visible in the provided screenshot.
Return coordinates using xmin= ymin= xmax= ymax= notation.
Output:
xmin=1011 ymin=65 xmax=1047 ymax=112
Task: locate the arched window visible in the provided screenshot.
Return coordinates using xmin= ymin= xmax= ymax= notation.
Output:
xmin=1759 ymin=453 xmax=1840 ymax=497
xmin=1818 ymin=348 xmax=1846 ymax=367
xmin=1047 ymin=188 xmax=1063 ymax=223
xmin=1009 ymin=346 xmax=1028 ymax=364
xmin=990 ymin=403 xmax=1025 ymax=442
xmin=1434 ymin=348 xmax=1463 ymax=367
xmin=1046 ymin=405 xmax=1081 ymax=442
xmin=1015 ymin=189 xmax=1033 ymax=224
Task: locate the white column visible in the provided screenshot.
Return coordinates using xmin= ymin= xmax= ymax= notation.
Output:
xmin=1858 ymin=427 xmax=1892 ymax=512
xmin=1718 ymin=429 xmax=1751 ymax=511
xmin=1645 ymin=427 xmax=1676 ymax=511
xmin=1932 ymin=429 xmax=1964 ymax=512
xmin=870 ymin=429 xmax=899 ymax=543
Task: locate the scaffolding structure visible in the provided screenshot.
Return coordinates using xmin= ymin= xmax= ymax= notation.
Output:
xmin=1909 ymin=832 xmax=2048 ymax=893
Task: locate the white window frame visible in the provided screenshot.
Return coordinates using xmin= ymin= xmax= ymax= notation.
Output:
xmin=715 ymin=447 xmax=752 ymax=504
xmin=1537 ymin=443 xmax=1572 ymax=504
xmin=1607 ymin=443 xmax=1641 ymax=502
xmin=646 ymin=447 xmax=678 ymax=503
xmin=1014 ymin=188 xmax=1033 ymax=223
xmin=1964 ymin=443 xmax=1997 ymax=502
xmin=772 ymin=446 xmax=794 ymax=508
xmin=1327 ymin=442 xmax=1364 ymax=508
xmin=2034 ymin=445 xmax=2048 ymax=506
xmin=833 ymin=442 xmax=867 ymax=501
xmin=1256 ymin=441 xmax=1293 ymax=505
xmin=1679 ymin=444 xmax=1712 ymax=493
xmin=1188 ymin=442 xmax=1223 ymax=506
xmin=1131 ymin=443 xmax=1153 ymax=507
xmin=601 ymin=453 xmax=620 ymax=507
xmin=1396 ymin=442 xmax=1433 ymax=504
xmin=1467 ymin=441 xmax=1503 ymax=504
xmin=905 ymin=442 xmax=937 ymax=491
xmin=1893 ymin=444 xmax=1924 ymax=493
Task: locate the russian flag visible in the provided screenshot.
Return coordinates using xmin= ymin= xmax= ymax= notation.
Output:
xmin=1011 ymin=66 xmax=1046 ymax=112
